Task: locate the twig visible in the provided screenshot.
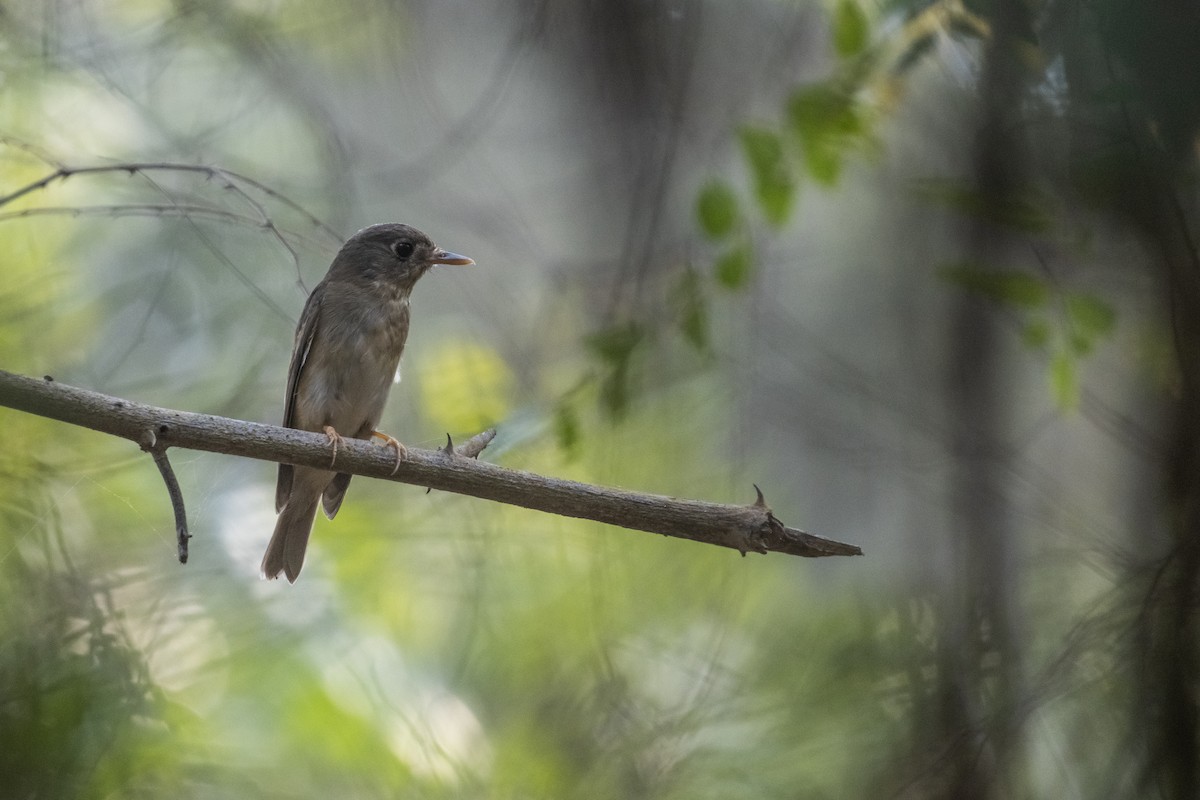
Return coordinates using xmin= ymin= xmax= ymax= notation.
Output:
xmin=0 ymin=203 xmax=274 ymax=226
xmin=452 ymin=429 xmax=496 ymax=459
xmin=0 ymin=135 xmax=66 ymax=168
xmin=0 ymin=369 xmax=863 ymax=561
xmin=0 ymin=160 xmax=343 ymax=243
xmin=0 ymin=202 xmax=313 ymax=321
xmin=139 ymin=428 xmax=191 ymax=563
xmin=0 ymin=157 xmax=345 ymax=293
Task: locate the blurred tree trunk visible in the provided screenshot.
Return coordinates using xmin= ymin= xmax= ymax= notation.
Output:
xmin=1086 ymin=3 xmax=1200 ymax=796
xmin=1146 ymin=192 xmax=1200 ymax=799
xmin=1131 ymin=98 xmax=1200 ymax=800
xmin=931 ymin=1 xmax=1033 ymax=796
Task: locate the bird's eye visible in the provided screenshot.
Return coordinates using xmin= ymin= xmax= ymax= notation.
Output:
xmin=392 ymin=240 xmax=415 ymax=259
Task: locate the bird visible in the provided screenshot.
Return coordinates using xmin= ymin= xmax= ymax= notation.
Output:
xmin=261 ymin=223 xmax=474 ymax=583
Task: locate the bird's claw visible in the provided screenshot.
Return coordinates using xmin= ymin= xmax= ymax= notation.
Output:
xmin=322 ymin=425 xmax=345 ymax=466
xmin=371 ymin=430 xmax=407 ymax=474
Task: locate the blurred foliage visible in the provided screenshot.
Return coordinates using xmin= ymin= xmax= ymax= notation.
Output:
xmin=584 ymin=322 xmax=646 ymax=420
xmin=668 ymin=266 xmax=711 ymax=354
xmin=416 ymin=338 xmax=515 ymax=434
xmin=939 ymin=261 xmax=1116 ymax=409
xmin=0 ymin=218 xmax=202 ymax=797
xmin=690 ymin=0 xmax=1124 ymax=414
xmin=832 ymin=0 xmax=870 ymax=58
xmin=739 ymin=125 xmax=797 ymax=227
xmin=695 ymin=181 xmax=739 ymax=241
xmin=916 ymin=178 xmax=1054 ymax=234
xmin=0 ymin=0 xmax=1198 ymax=797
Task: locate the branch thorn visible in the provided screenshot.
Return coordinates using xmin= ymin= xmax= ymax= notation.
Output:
xmin=753 ymin=484 xmax=768 ymax=509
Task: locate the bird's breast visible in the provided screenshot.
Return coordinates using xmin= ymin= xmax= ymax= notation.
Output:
xmin=293 ymin=296 xmax=412 ymax=435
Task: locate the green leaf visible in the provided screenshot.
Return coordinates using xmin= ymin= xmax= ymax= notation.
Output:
xmin=671 ymin=267 xmax=710 ymax=351
xmin=789 ymin=85 xmax=861 ymax=140
xmin=786 ymin=85 xmax=863 ymax=186
xmin=1020 ymin=319 xmax=1051 ymax=350
xmin=832 ymin=0 xmax=869 ymax=58
xmin=696 ymin=181 xmax=739 ymax=241
xmin=1065 ymin=293 xmax=1116 ymax=339
xmin=585 ymin=323 xmax=643 ymax=365
xmin=598 ymin=368 xmax=631 ymax=419
xmin=1069 ymin=331 xmax=1094 ymax=356
xmin=553 ymin=402 xmax=581 ymax=459
xmin=715 ymin=243 xmax=753 ymax=290
xmin=915 ymin=179 xmax=1052 ymax=233
xmin=1049 ymin=349 xmax=1079 ymax=411
xmin=803 ymin=138 xmax=844 ymax=185
xmin=585 ymin=323 xmax=644 ymax=418
xmin=738 ymin=126 xmax=796 ymax=226
xmin=938 ymin=263 xmax=1049 ymax=309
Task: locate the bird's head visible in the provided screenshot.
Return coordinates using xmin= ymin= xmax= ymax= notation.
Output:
xmin=329 ymin=222 xmax=474 ymax=292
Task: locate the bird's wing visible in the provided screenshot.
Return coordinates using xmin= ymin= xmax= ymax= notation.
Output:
xmin=275 ymin=284 xmax=324 ymax=512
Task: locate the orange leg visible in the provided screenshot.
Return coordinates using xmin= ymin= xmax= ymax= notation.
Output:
xmin=371 ymin=430 xmax=408 ymax=474
xmin=322 ymin=425 xmax=345 ymax=466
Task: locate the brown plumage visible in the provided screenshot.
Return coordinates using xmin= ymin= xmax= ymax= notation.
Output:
xmin=261 ymin=223 xmax=473 ymax=583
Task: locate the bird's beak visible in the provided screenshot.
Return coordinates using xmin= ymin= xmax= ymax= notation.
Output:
xmin=431 ymin=249 xmax=474 ymax=266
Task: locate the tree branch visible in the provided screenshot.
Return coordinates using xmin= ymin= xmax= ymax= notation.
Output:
xmin=139 ymin=428 xmax=192 ymax=564
xmin=0 ymin=159 xmax=343 ymax=243
xmin=0 ymin=369 xmax=862 ymax=560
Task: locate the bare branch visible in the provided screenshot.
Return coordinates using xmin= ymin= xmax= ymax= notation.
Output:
xmin=456 ymin=428 xmax=497 ymax=458
xmin=0 ymin=369 xmax=863 ymax=561
xmin=0 ymin=203 xmax=275 ymax=226
xmin=0 ymin=160 xmax=343 ymax=243
xmin=0 ymin=156 xmax=344 ymax=319
xmin=139 ymin=428 xmax=191 ymax=564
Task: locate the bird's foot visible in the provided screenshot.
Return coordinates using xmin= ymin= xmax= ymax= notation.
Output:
xmin=371 ymin=430 xmax=408 ymax=474
xmin=322 ymin=425 xmax=346 ymax=466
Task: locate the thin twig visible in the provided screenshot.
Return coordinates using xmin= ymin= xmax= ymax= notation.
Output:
xmin=0 ymin=203 xmax=269 ymax=225
xmin=455 ymin=429 xmax=496 ymax=459
xmin=0 ymin=160 xmax=343 ymax=242
xmin=0 ymin=135 xmax=66 ymax=168
xmin=0 ymin=153 xmax=352 ymax=321
xmin=0 ymin=204 xmax=319 ymax=319
xmin=0 ymin=157 xmax=344 ymax=293
xmin=140 ymin=428 xmax=191 ymax=564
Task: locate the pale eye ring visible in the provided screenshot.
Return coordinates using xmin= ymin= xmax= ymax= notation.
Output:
xmin=392 ymin=240 xmax=415 ymax=259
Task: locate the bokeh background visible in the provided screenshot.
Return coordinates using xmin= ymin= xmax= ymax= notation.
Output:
xmin=2 ymin=1 xmax=1198 ymax=797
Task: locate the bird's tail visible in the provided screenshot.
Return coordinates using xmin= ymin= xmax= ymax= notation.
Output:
xmin=261 ymin=487 xmax=321 ymax=583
